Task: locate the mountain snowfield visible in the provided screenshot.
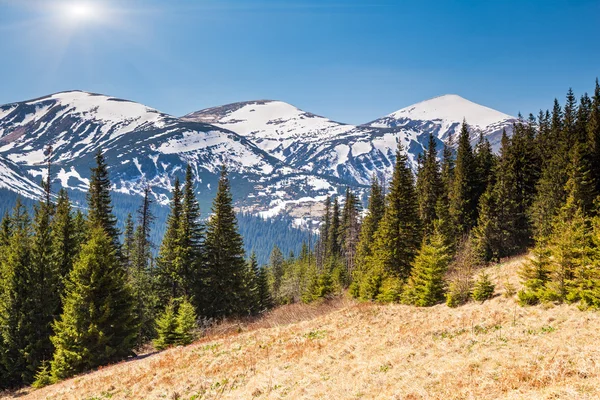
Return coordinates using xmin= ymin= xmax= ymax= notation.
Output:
xmin=0 ymin=90 xmax=516 ymax=225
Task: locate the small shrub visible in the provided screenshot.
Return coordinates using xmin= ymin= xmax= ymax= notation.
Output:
xmin=446 ymin=281 xmax=470 ymax=307
xmin=32 ymin=362 xmax=54 ymax=388
xmin=472 ymin=272 xmax=495 ymax=302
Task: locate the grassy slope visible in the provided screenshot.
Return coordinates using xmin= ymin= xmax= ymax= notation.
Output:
xmin=5 ymin=256 xmax=600 ymax=400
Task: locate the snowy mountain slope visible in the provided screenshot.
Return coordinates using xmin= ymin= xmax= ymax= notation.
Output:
xmin=0 ymin=91 xmax=351 ymax=227
xmin=0 ymin=91 xmax=291 ymax=205
xmin=182 ymin=100 xmax=357 ymax=161
xmin=185 ymin=95 xmax=517 ymax=186
xmin=0 ymin=155 xmax=46 ymax=199
xmin=0 ymin=91 xmax=515 ymax=225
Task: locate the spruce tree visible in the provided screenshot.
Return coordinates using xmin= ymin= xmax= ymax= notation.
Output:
xmin=153 ymin=301 xmax=179 ymax=350
xmin=0 ymin=200 xmax=32 ymax=387
xmin=353 ymin=175 xmax=385 ymax=295
xmin=416 ymin=134 xmax=442 ymax=236
xmin=401 ymin=233 xmax=450 ymax=306
xmin=87 ymin=149 xmax=120 ymax=250
xmin=203 ymin=166 xmax=248 ymax=317
xmin=587 ymin=79 xmax=600 ymax=195
xmin=50 ymin=226 xmax=137 ymax=381
xmin=367 ymin=142 xmax=422 ymax=300
xmin=156 ymin=178 xmax=184 ymax=304
xmin=518 ymin=247 xmax=552 ymax=305
xmin=269 ymin=245 xmax=285 ymax=303
xmin=122 ymin=213 xmax=135 ymax=269
xmin=130 ymin=186 xmax=157 ymax=343
xmin=473 ymin=133 xmax=496 ymax=207
xmin=51 ymin=189 xmax=77 ymax=297
xmin=450 ymin=120 xmax=478 ymax=233
xmin=175 ymin=298 xmax=197 ymax=346
xmin=180 ymin=165 xmax=206 ymax=308
xmin=328 ymin=197 xmax=341 ymax=260
xmin=24 ymin=198 xmax=60 ymax=383
xmin=256 ymin=263 xmax=272 ymax=312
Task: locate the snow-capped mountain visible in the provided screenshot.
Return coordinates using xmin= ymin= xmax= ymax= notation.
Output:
xmin=0 ymin=91 xmax=516 ymax=223
xmin=0 ymin=91 xmax=346 ymax=222
xmin=183 ymin=100 xmax=357 ymax=162
xmin=185 ymin=95 xmax=517 ymax=186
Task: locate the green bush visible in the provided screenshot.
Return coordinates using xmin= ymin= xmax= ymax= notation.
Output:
xmin=472 ymin=272 xmax=495 ymax=302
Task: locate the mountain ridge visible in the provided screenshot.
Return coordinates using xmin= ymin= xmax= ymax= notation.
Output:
xmin=0 ymin=90 xmax=516 ymax=224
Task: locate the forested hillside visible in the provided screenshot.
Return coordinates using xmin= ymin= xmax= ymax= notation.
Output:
xmin=1 ymin=79 xmax=600 ymax=393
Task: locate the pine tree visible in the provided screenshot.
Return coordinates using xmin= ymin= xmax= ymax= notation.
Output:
xmin=203 ymin=166 xmax=248 ymax=317
xmin=156 ymin=178 xmax=184 ymax=304
xmin=87 ymin=149 xmax=120 ymax=250
xmin=153 ymin=301 xmax=179 ymax=351
xmin=416 ymin=134 xmax=442 ymax=236
xmin=51 ymin=189 xmax=77 ymax=298
xmin=352 ymin=176 xmax=385 ymax=297
xmin=339 ymin=187 xmax=361 ymax=283
xmin=402 ymin=233 xmax=450 ymax=307
xmin=316 ymin=196 xmax=331 ymax=269
xmin=245 ymin=252 xmax=261 ymax=314
xmin=175 ymin=298 xmax=197 ymax=346
xmin=122 ymin=213 xmax=135 ymax=269
xmin=587 ymin=80 xmax=600 ymax=195
xmin=450 ymin=120 xmax=478 ymax=233
xmin=518 ymin=247 xmax=552 ymax=305
xmin=367 ymin=142 xmax=422 ymax=300
xmin=24 ymin=197 xmax=60 ymax=382
xmin=269 ymin=245 xmax=285 ymax=303
xmin=256 ymin=263 xmax=272 ymax=312
xmin=540 ymin=199 xmax=591 ymax=303
xmin=0 ymin=200 xmax=32 ymax=387
xmin=130 ymin=186 xmax=157 ymax=343
xmin=473 ymin=133 xmax=496 ymax=207
xmin=473 ymin=132 xmax=523 ymax=261
xmin=50 ymin=226 xmax=137 ymax=381
xmin=328 ymin=197 xmax=341 ymax=260
xmin=180 ymin=165 xmax=206 ymax=308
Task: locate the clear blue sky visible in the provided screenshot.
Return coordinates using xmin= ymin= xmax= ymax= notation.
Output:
xmin=0 ymin=0 xmax=598 ymax=124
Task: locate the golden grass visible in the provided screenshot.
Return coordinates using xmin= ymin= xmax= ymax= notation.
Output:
xmin=5 ymin=256 xmax=600 ymax=400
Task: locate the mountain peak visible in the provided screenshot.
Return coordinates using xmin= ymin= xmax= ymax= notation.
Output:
xmin=375 ymin=94 xmax=514 ymax=128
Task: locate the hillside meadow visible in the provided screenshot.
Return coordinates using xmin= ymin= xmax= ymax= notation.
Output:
xmin=4 ymin=257 xmax=600 ymax=400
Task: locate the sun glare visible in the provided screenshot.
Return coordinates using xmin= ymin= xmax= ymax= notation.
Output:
xmin=63 ymin=2 xmax=101 ymax=22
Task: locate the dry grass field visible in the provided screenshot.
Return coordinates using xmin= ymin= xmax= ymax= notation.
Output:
xmin=4 ymin=256 xmax=600 ymax=400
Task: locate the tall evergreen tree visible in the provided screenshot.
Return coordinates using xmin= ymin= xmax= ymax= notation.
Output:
xmin=122 ymin=213 xmax=135 ymax=270
xmin=50 ymin=226 xmax=137 ymax=381
xmin=203 ymin=166 xmax=248 ymax=317
xmin=51 ymin=189 xmax=77 ymax=309
xmin=87 ymin=149 xmax=120 ymax=249
xmin=416 ymin=134 xmax=442 ymax=236
xmin=269 ymin=245 xmax=285 ymax=303
xmin=156 ymin=178 xmax=184 ymax=304
xmin=354 ymin=176 xmax=385 ymax=268
xmin=401 ymin=233 xmax=450 ymax=306
xmin=450 ymin=121 xmax=478 ymax=233
xmin=367 ymin=142 xmax=422 ymax=300
xmin=0 ymin=200 xmax=32 ymax=387
xmin=130 ymin=186 xmax=157 ymax=343
xmin=180 ymin=165 xmax=205 ymax=306
xmin=587 ymin=80 xmax=600 ymax=195
xmin=473 ymin=133 xmax=496 ymax=205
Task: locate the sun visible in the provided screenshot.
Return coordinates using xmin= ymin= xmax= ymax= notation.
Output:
xmin=63 ymin=2 xmax=101 ymax=23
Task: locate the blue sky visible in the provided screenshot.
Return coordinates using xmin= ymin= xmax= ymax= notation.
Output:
xmin=0 ymin=0 xmax=598 ymax=124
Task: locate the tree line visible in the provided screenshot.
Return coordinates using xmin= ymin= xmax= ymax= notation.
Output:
xmin=0 ymin=152 xmax=270 ymax=390
xmin=264 ymin=79 xmax=600 ymax=310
